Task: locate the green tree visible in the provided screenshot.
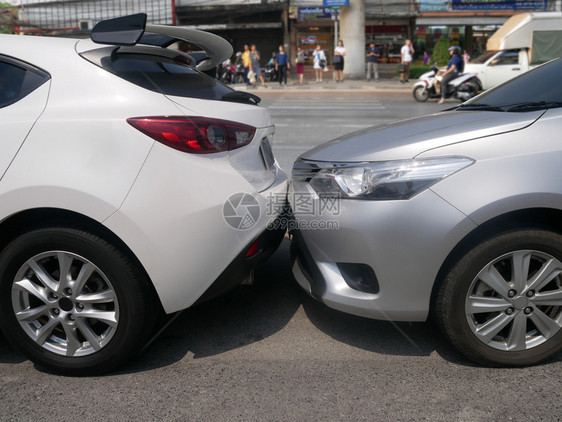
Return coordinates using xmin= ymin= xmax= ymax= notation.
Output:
xmin=0 ymin=2 xmax=17 ymax=34
xmin=432 ymin=36 xmax=450 ymax=67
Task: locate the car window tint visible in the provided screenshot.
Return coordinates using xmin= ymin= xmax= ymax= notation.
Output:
xmin=0 ymin=57 xmax=50 ymax=108
xmin=471 ymin=51 xmax=498 ymax=64
xmin=494 ymin=51 xmax=519 ymax=65
xmin=98 ymin=53 xmax=232 ymax=100
xmin=466 ymin=57 xmax=562 ymax=107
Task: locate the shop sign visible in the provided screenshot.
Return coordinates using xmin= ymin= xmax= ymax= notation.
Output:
xmin=297 ymin=7 xmax=336 ymax=22
xmin=323 ymin=0 xmax=349 ymax=6
xmin=452 ymin=0 xmax=547 ymax=10
xmin=420 ymin=0 xmax=449 ymax=11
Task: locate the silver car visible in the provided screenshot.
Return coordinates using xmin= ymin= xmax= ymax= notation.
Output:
xmin=290 ymin=58 xmax=562 ymax=366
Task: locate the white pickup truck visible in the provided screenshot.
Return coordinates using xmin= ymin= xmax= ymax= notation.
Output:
xmin=465 ymin=12 xmax=562 ymax=90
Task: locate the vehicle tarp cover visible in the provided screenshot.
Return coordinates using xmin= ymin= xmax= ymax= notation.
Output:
xmin=532 ymin=31 xmax=562 ymax=64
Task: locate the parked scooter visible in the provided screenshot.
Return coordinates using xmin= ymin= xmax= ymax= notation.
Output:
xmin=413 ymin=64 xmax=481 ymax=102
xmin=264 ymin=62 xmax=278 ymax=83
xmin=218 ymin=59 xmax=233 ymax=84
xmin=233 ymin=52 xmax=245 ymax=84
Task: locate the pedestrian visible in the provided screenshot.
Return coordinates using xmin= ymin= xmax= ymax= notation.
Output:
xmin=295 ymin=47 xmax=305 ymax=85
xmin=313 ymin=45 xmax=326 ymax=83
xmin=249 ymin=44 xmax=267 ymax=88
xmin=366 ymin=42 xmax=380 ymax=82
xmin=400 ymin=39 xmax=414 ymax=83
xmin=333 ymin=39 xmax=346 ymax=83
xmin=463 ymin=49 xmax=471 ymax=64
xmin=439 ymin=46 xmax=462 ymax=104
xmin=275 ymin=45 xmax=290 ymax=86
xmin=422 ymin=51 xmax=430 ymax=65
xmin=242 ymin=44 xmax=251 ymax=84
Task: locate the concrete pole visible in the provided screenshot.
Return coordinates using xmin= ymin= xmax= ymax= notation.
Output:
xmin=339 ymin=0 xmax=366 ymax=79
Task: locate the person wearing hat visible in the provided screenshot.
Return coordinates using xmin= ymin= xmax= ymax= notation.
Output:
xmin=439 ymin=46 xmax=462 ymax=104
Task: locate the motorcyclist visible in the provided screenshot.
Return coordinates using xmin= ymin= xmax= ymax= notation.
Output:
xmin=438 ymin=46 xmax=463 ymax=104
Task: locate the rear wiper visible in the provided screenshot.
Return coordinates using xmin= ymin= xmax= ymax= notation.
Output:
xmin=220 ymin=91 xmax=261 ymax=105
xmin=504 ymin=101 xmax=562 ymax=112
xmin=456 ymin=103 xmax=504 ymax=112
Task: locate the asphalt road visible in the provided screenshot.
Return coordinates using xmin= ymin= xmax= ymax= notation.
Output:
xmin=260 ymin=90 xmax=447 ymax=173
xmin=1 ymin=93 xmax=560 ymax=422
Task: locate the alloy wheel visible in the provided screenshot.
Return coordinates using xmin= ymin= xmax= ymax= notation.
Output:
xmin=465 ymin=250 xmax=562 ymax=352
xmin=11 ymin=251 xmax=120 ymax=357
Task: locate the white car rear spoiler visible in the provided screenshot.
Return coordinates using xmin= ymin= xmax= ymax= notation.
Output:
xmin=145 ymin=24 xmax=233 ymax=71
xmin=90 ymin=13 xmax=233 ymax=71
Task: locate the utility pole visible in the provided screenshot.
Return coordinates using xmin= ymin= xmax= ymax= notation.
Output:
xmin=339 ymin=0 xmax=366 ymax=78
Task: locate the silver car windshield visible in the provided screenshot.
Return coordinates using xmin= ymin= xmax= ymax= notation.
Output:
xmin=458 ymin=57 xmax=562 ymax=112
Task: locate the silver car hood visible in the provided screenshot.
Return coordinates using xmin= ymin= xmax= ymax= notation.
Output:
xmin=299 ymin=110 xmax=543 ymax=162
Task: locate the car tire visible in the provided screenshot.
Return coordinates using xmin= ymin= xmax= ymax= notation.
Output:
xmin=435 ymin=229 xmax=562 ymax=366
xmin=0 ymin=227 xmax=157 ymax=375
xmin=413 ymin=85 xmax=429 ymax=102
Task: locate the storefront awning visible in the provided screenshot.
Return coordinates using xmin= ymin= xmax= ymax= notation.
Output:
xmin=182 ymin=22 xmax=282 ymax=31
xmin=416 ymin=16 xmax=509 ymax=26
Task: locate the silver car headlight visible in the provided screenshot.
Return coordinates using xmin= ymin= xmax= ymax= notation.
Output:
xmin=298 ymin=157 xmax=474 ymax=200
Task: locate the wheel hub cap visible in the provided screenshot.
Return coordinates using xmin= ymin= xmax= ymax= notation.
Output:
xmin=58 ymin=297 xmax=74 ymax=312
xmin=512 ymin=296 xmax=529 ymax=310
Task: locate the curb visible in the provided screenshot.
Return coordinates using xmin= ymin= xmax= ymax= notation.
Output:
xmin=232 ymin=80 xmax=415 ymax=94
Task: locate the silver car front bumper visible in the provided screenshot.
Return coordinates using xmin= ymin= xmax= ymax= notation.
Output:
xmin=289 ymin=183 xmax=477 ymax=322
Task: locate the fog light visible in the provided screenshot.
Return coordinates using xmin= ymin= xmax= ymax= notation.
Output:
xmin=337 ymin=263 xmax=379 ymax=294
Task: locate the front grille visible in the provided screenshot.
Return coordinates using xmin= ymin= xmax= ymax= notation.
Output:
xmin=292 ymin=160 xmax=323 ymax=182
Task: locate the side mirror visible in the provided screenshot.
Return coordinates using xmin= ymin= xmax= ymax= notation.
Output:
xmin=489 ymin=59 xmax=499 ymax=67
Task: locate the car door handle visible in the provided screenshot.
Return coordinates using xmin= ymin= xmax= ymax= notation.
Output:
xmin=512 ymin=67 xmax=520 ymax=71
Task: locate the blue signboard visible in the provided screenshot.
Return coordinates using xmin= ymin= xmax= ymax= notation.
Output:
xmin=298 ymin=7 xmax=336 ymax=22
xmin=323 ymin=0 xmax=349 ymax=6
xmin=420 ymin=0 xmax=448 ymax=11
xmin=452 ymin=0 xmax=546 ymax=10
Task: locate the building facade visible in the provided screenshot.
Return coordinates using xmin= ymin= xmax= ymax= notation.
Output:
xmin=175 ymin=0 xmax=288 ymax=64
xmin=15 ymin=0 xmax=175 ymax=35
xmin=416 ymin=0 xmax=561 ymax=58
xmin=5 ymin=0 xmax=562 ymax=73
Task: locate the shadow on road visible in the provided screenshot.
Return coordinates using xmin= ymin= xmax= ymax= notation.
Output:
xmin=121 ymin=238 xmax=304 ymax=373
xmin=0 ymin=334 xmax=26 ymax=365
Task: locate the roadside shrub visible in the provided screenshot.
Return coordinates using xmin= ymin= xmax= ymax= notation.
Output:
xmin=432 ymin=36 xmax=450 ymax=66
xmin=395 ymin=65 xmax=431 ymax=80
xmin=408 ymin=65 xmax=431 ymax=79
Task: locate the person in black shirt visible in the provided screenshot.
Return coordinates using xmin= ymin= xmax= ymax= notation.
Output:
xmin=366 ymin=43 xmax=380 ymax=82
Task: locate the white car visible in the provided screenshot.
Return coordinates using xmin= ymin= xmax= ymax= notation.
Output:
xmin=0 ymin=14 xmax=287 ymax=375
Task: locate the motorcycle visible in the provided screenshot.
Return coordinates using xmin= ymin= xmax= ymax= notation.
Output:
xmin=233 ymin=58 xmax=245 ymax=84
xmin=264 ymin=62 xmax=278 ymax=83
xmin=217 ymin=60 xmax=234 ymax=84
xmin=413 ymin=64 xmax=481 ymax=103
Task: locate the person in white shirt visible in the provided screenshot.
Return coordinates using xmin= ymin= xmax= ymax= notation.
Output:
xmin=313 ymin=45 xmax=326 ymax=83
xmin=400 ymin=39 xmax=414 ymax=83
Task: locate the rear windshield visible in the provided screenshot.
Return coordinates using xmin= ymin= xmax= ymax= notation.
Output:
xmin=89 ymin=51 xmax=232 ymax=100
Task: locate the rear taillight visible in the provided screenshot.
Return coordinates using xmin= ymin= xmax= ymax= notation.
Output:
xmin=127 ymin=116 xmax=256 ymax=154
xmin=246 ymin=240 xmax=259 ymax=258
